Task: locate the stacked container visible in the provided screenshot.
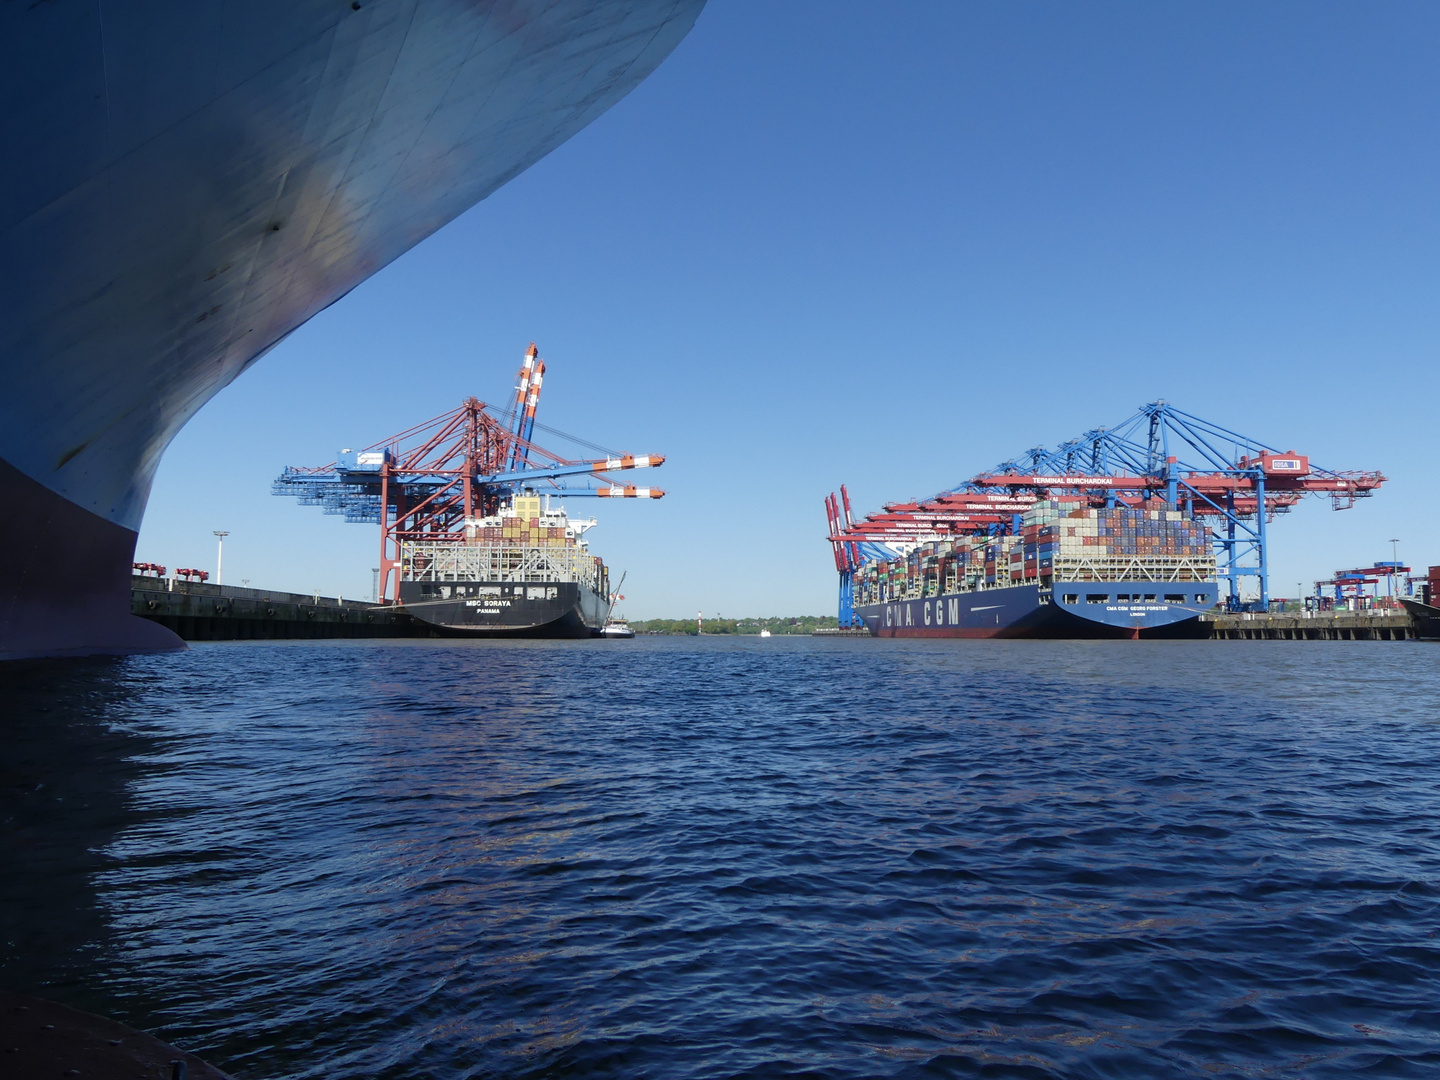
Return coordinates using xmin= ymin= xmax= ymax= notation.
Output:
xmin=852 ymin=500 xmax=1215 ymax=607
xmin=1038 ymin=504 xmax=1213 ymax=582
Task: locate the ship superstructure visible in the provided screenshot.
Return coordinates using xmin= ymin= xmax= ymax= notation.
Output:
xmin=0 ymin=0 xmax=704 ymax=659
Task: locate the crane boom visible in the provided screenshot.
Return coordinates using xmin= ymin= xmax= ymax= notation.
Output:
xmin=506 ymin=343 xmax=545 ymax=472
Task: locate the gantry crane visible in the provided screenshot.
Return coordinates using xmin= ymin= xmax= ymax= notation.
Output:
xmin=1315 ymin=562 xmax=1410 ymax=604
xmin=276 ymin=343 xmax=664 ymax=603
xmin=827 ymin=401 xmax=1385 ymax=619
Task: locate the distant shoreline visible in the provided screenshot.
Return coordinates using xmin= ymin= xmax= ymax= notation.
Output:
xmin=628 ymin=616 xmax=838 ymax=636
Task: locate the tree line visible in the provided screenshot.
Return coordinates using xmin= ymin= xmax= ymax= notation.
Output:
xmin=627 ymin=615 xmax=840 ymax=636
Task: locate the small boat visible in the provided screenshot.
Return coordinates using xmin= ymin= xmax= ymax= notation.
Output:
xmin=597 ymin=573 xmax=635 ymax=637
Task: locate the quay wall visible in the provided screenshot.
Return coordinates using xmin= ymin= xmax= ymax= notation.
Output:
xmin=131 ymin=576 xmax=431 ymax=641
xmin=133 ymin=575 xmax=1430 ymax=644
xmin=1203 ymin=611 xmax=1415 ymax=641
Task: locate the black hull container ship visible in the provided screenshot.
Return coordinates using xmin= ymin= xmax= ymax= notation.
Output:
xmin=399 ymin=494 xmax=611 ymax=638
xmin=274 ymin=345 xmax=663 ymax=640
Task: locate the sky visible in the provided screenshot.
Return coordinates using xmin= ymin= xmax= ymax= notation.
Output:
xmin=137 ymin=0 xmax=1440 ymax=619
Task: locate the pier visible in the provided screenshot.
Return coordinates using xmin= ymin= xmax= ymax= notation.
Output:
xmin=131 ymin=575 xmax=430 ymax=641
xmin=1203 ymin=610 xmax=1417 ymax=641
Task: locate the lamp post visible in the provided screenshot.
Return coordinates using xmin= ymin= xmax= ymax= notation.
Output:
xmin=213 ymin=530 xmax=229 ymax=585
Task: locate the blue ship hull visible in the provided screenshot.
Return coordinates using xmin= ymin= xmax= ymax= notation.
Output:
xmin=857 ymin=581 xmax=1216 ymax=639
xmin=0 ymin=0 xmax=704 ymax=659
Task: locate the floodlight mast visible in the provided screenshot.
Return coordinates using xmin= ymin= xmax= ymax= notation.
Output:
xmin=212 ymin=531 xmax=229 ymax=585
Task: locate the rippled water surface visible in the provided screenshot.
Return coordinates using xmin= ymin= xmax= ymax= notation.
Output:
xmin=4 ymin=637 xmax=1440 ymax=1078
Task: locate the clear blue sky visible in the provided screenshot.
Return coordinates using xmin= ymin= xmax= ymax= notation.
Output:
xmin=138 ymin=1 xmax=1440 ymax=617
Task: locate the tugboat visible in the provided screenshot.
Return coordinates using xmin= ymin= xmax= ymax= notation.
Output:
xmin=597 ymin=574 xmax=636 ymax=637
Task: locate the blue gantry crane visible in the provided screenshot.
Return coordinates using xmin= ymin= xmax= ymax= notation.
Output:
xmin=827 ymin=402 xmax=1386 ymax=620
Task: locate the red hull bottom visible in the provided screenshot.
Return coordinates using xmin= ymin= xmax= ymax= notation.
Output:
xmin=0 ymin=457 xmax=184 ymax=660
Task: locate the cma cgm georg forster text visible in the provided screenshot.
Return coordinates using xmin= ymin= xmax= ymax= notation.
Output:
xmin=0 ymin=0 xmax=704 ymax=660
xmin=855 ymin=501 xmax=1218 ymax=639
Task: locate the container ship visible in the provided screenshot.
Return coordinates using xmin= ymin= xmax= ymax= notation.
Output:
xmin=398 ymin=493 xmax=611 ymax=637
xmin=274 ymin=345 xmax=661 ymax=638
xmin=852 ymin=500 xmax=1217 ymax=639
xmin=826 ymin=402 xmax=1387 ymax=639
xmin=0 ymin=0 xmax=704 ymax=660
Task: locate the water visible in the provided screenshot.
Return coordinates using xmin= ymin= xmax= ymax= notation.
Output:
xmin=3 ymin=637 xmax=1439 ymax=1079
